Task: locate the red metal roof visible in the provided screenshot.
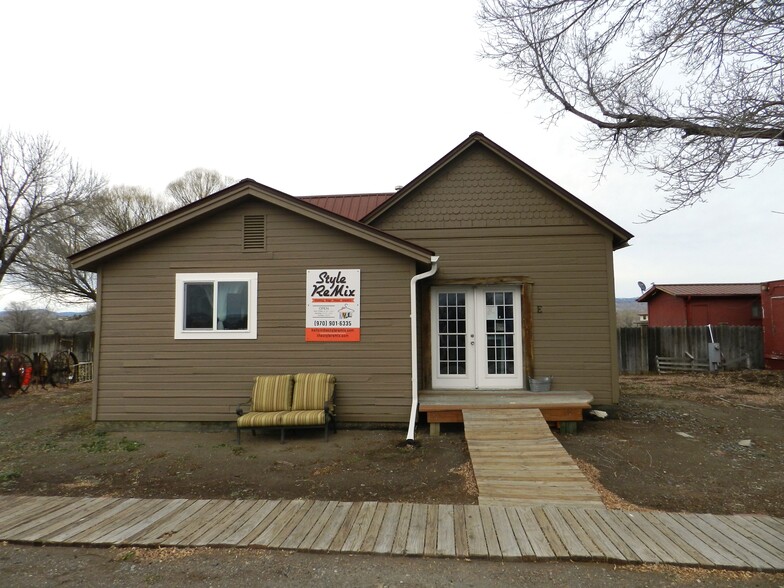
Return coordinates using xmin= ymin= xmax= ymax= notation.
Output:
xmin=299 ymin=193 xmax=396 ymax=222
xmin=638 ymin=283 xmax=761 ymax=302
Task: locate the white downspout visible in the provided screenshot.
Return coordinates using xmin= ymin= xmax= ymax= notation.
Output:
xmin=407 ymin=255 xmax=440 ymax=442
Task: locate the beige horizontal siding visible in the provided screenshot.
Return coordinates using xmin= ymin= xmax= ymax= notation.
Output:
xmin=96 ymin=200 xmax=417 ymax=424
xmin=374 ymin=144 xmax=620 ymax=405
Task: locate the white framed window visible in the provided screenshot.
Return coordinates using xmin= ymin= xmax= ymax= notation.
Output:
xmin=174 ymin=272 xmax=258 ymax=339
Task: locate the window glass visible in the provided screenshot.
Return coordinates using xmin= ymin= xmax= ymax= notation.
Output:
xmin=175 ymin=273 xmax=257 ymax=339
xmin=184 ymin=282 xmax=214 ymax=329
xmin=217 ymin=281 xmax=248 ymax=330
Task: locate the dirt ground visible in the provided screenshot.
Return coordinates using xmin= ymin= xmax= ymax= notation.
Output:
xmin=1 ymin=372 xmax=783 ymax=586
xmin=1 ymin=371 xmax=782 ymax=516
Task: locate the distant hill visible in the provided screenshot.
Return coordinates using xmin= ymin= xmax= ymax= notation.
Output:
xmin=616 ymin=298 xmax=647 ymax=313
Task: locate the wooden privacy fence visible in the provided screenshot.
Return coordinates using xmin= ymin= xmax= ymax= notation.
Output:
xmin=618 ymin=326 xmax=764 ymax=374
xmin=0 ymin=332 xmax=93 ymax=363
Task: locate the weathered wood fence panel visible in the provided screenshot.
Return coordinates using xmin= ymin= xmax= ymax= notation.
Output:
xmin=618 ymin=326 xmax=764 ymax=374
xmin=0 ymin=332 xmax=93 ymax=362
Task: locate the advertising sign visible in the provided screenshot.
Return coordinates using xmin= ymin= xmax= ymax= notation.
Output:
xmin=306 ymin=269 xmax=360 ymax=342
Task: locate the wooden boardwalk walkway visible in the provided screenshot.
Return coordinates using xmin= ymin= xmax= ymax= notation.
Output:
xmin=463 ymin=408 xmax=604 ymax=508
xmin=0 ymin=495 xmax=782 ymax=571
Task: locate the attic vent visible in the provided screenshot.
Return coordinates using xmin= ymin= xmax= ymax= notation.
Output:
xmin=243 ymin=215 xmax=266 ymax=250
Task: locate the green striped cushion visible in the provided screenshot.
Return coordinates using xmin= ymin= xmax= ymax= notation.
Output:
xmin=292 ymin=373 xmax=335 ymax=411
xmin=251 ymin=375 xmax=293 ymax=412
xmin=237 ymin=411 xmax=286 ymax=428
xmin=278 ymin=410 xmax=326 ymax=426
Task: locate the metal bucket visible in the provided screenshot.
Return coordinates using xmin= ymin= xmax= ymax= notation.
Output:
xmin=528 ymin=376 xmax=552 ymax=392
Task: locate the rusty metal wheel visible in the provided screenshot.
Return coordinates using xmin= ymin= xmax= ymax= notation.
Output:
xmin=50 ymin=350 xmax=78 ymax=386
xmin=6 ymin=353 xmax=34 ymax=393
xmin=0 ymin=355 xmax=12 ymax=397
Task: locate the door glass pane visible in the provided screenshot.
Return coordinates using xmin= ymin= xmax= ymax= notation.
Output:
xmin=485 ymin=290 xmax=515 ymax=375
xmin=437 ymin=292 xmax=467 ymax=375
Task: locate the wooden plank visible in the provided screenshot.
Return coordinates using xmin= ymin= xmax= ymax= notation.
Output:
xmin=0 ymin=496 xmax=61 ymax=528
xmin=423 ymin=504 xmax=439 ymax=557
xmin=373 ymin=502 xmax=402 ymax=554
xmin=127 ymin=499 xmax=209 ymax=545
xmin=391 ymin=503 xmax=413 ymax=555
xmin=566 ymin=508 xmax=626 ymax=563
xmin=268 ymin=500 xmax=315 ymax=549
xmin=674 ymin=513 xmax=757 ymax=568
xmin=463 ymin=408 xmax=602 ymax=508
xmin=479 ymin=505 xmax=502 ymax=559
xmin=505 ymin=507 xmax=535 ymax=559
xmin=279 ymin=501 xmax=330 ymax=550
xmin=49 ymin=499 xmax=145 ymax=544
xmin=620 ymin=511 xmax=698 ymax=565
xmin=359 ymin=502 xmax=387 ymax=553
xmin=328 ymin=502 xmax=362 ymax=552
xmin=728 ymin=516 xmax=784 ymax=560
xmin=91 ymin=500 xmax=172 ymax=545
xmin=613 ymin=511 xmax=680 ymax=563
xmin=162 ymin=500 xmax=235 ymax=546
xmin=464 ymin=505 xmax=488 ymax=558
xmin=638 ymin=512 xmax=711 ymax=566
xmin=237 ymin=499 xmax=289 ymax=547
xmin=752 ymin=515 xmax=784 ymax=537
xmin=697 ymin=514 xmax=783 ymax=569
xmin=310 ymin=501 xmax=353 ymax=552
xmin=107 ymin=499 xmax=190 ymax=545
xmin=12 ymin=498 xmax=117 ymax=542
xmin=489 ymin=506 xmax=521 ymax=560
xmin=405 ymin=503 xmax=428 ymax=556
xmin=48 ymin=498 xmax=136 ymax=544
xmin=2 ymin=497 xmax=93 ymax=539
xmin=219 ymin=500 xmax=278 ymax=546
xmin=453 ymin=505 xmax=469 ymax=558
xmin=210 ymin=500 xmax=274 ymax=547
xmin=436 ymin=504 xmax=456 ymax=557
xmin=585 ymin=509 xmax=644 ymax=563
xmin=550 ymin=507 xmax=605 ymax=560
xmin=654 ymin=512 xmax=743 ymax=568
xmin=515 ymin=507 xmax=555 ymax=559
xmin=299 ymin=501 xmax=340 ymax=551
xmin=532 ymin=508 xmax=569 ymax=558
xmin=598 ymin=510 xmax=664 ymax=563
xmin=177 ymin=499 xmax=245 ymax=546
xmin=340 ymin=502 xmax=378 ymax=553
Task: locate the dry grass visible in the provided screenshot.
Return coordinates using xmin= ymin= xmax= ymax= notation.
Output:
xmin=449 ymin=461 xmax=478 ymax=497
xmin=620 ymin=370 xmax=784 ymax=409
xmin=574 ymin=458 xmax=648 ymax=511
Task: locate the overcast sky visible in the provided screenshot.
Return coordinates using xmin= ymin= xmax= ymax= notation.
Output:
xmin=2 ymin=1 xmax=781 ymax=309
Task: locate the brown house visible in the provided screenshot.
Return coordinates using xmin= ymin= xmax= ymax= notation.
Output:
xmin=70 ymin=132 xmax=632 ymax=428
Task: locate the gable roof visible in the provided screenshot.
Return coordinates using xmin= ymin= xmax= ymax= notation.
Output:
xmin=638 ymin=283 xmax=761 ymax=302
xmin=362 ymin=132 xmax=633 ymax=250
xmin=299 ymin=193 xmax=395 ymax=221
xmin=70 ymin=180 xmax=434 ymax=271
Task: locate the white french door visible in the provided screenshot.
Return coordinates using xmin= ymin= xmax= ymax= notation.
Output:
xmin=430 ymin=286 xmax=523 ymax=389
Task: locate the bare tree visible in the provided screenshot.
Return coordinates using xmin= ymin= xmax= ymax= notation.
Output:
xmin=93 ymin=185 xmax=172 ymax=240
xmin=165 ymin=168 xmax=234 ymax=207
xmin=1 ymin=300 xmax=48 ymax=332
xmin=478 ymin=0 xmax=784 ymax=218
xmin=0 ymin=130 xmax=106 ymax=286
xmin=13 ymin=185 xmax=172 ymax=304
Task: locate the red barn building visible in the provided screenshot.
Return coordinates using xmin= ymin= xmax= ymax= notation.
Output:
xmin=637 ymin=284 xmax=762 ymax=327
xmin=761 ymin=279 xmax=784 ymax=370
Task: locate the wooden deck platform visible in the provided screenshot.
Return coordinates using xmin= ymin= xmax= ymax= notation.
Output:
xmin=463 ymin=408 xmax=604 ymax=508
xmin=420 ymin=389 xmax=593 ymax=435
xmin=0 ymin=494 xmax=782 ymax=571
